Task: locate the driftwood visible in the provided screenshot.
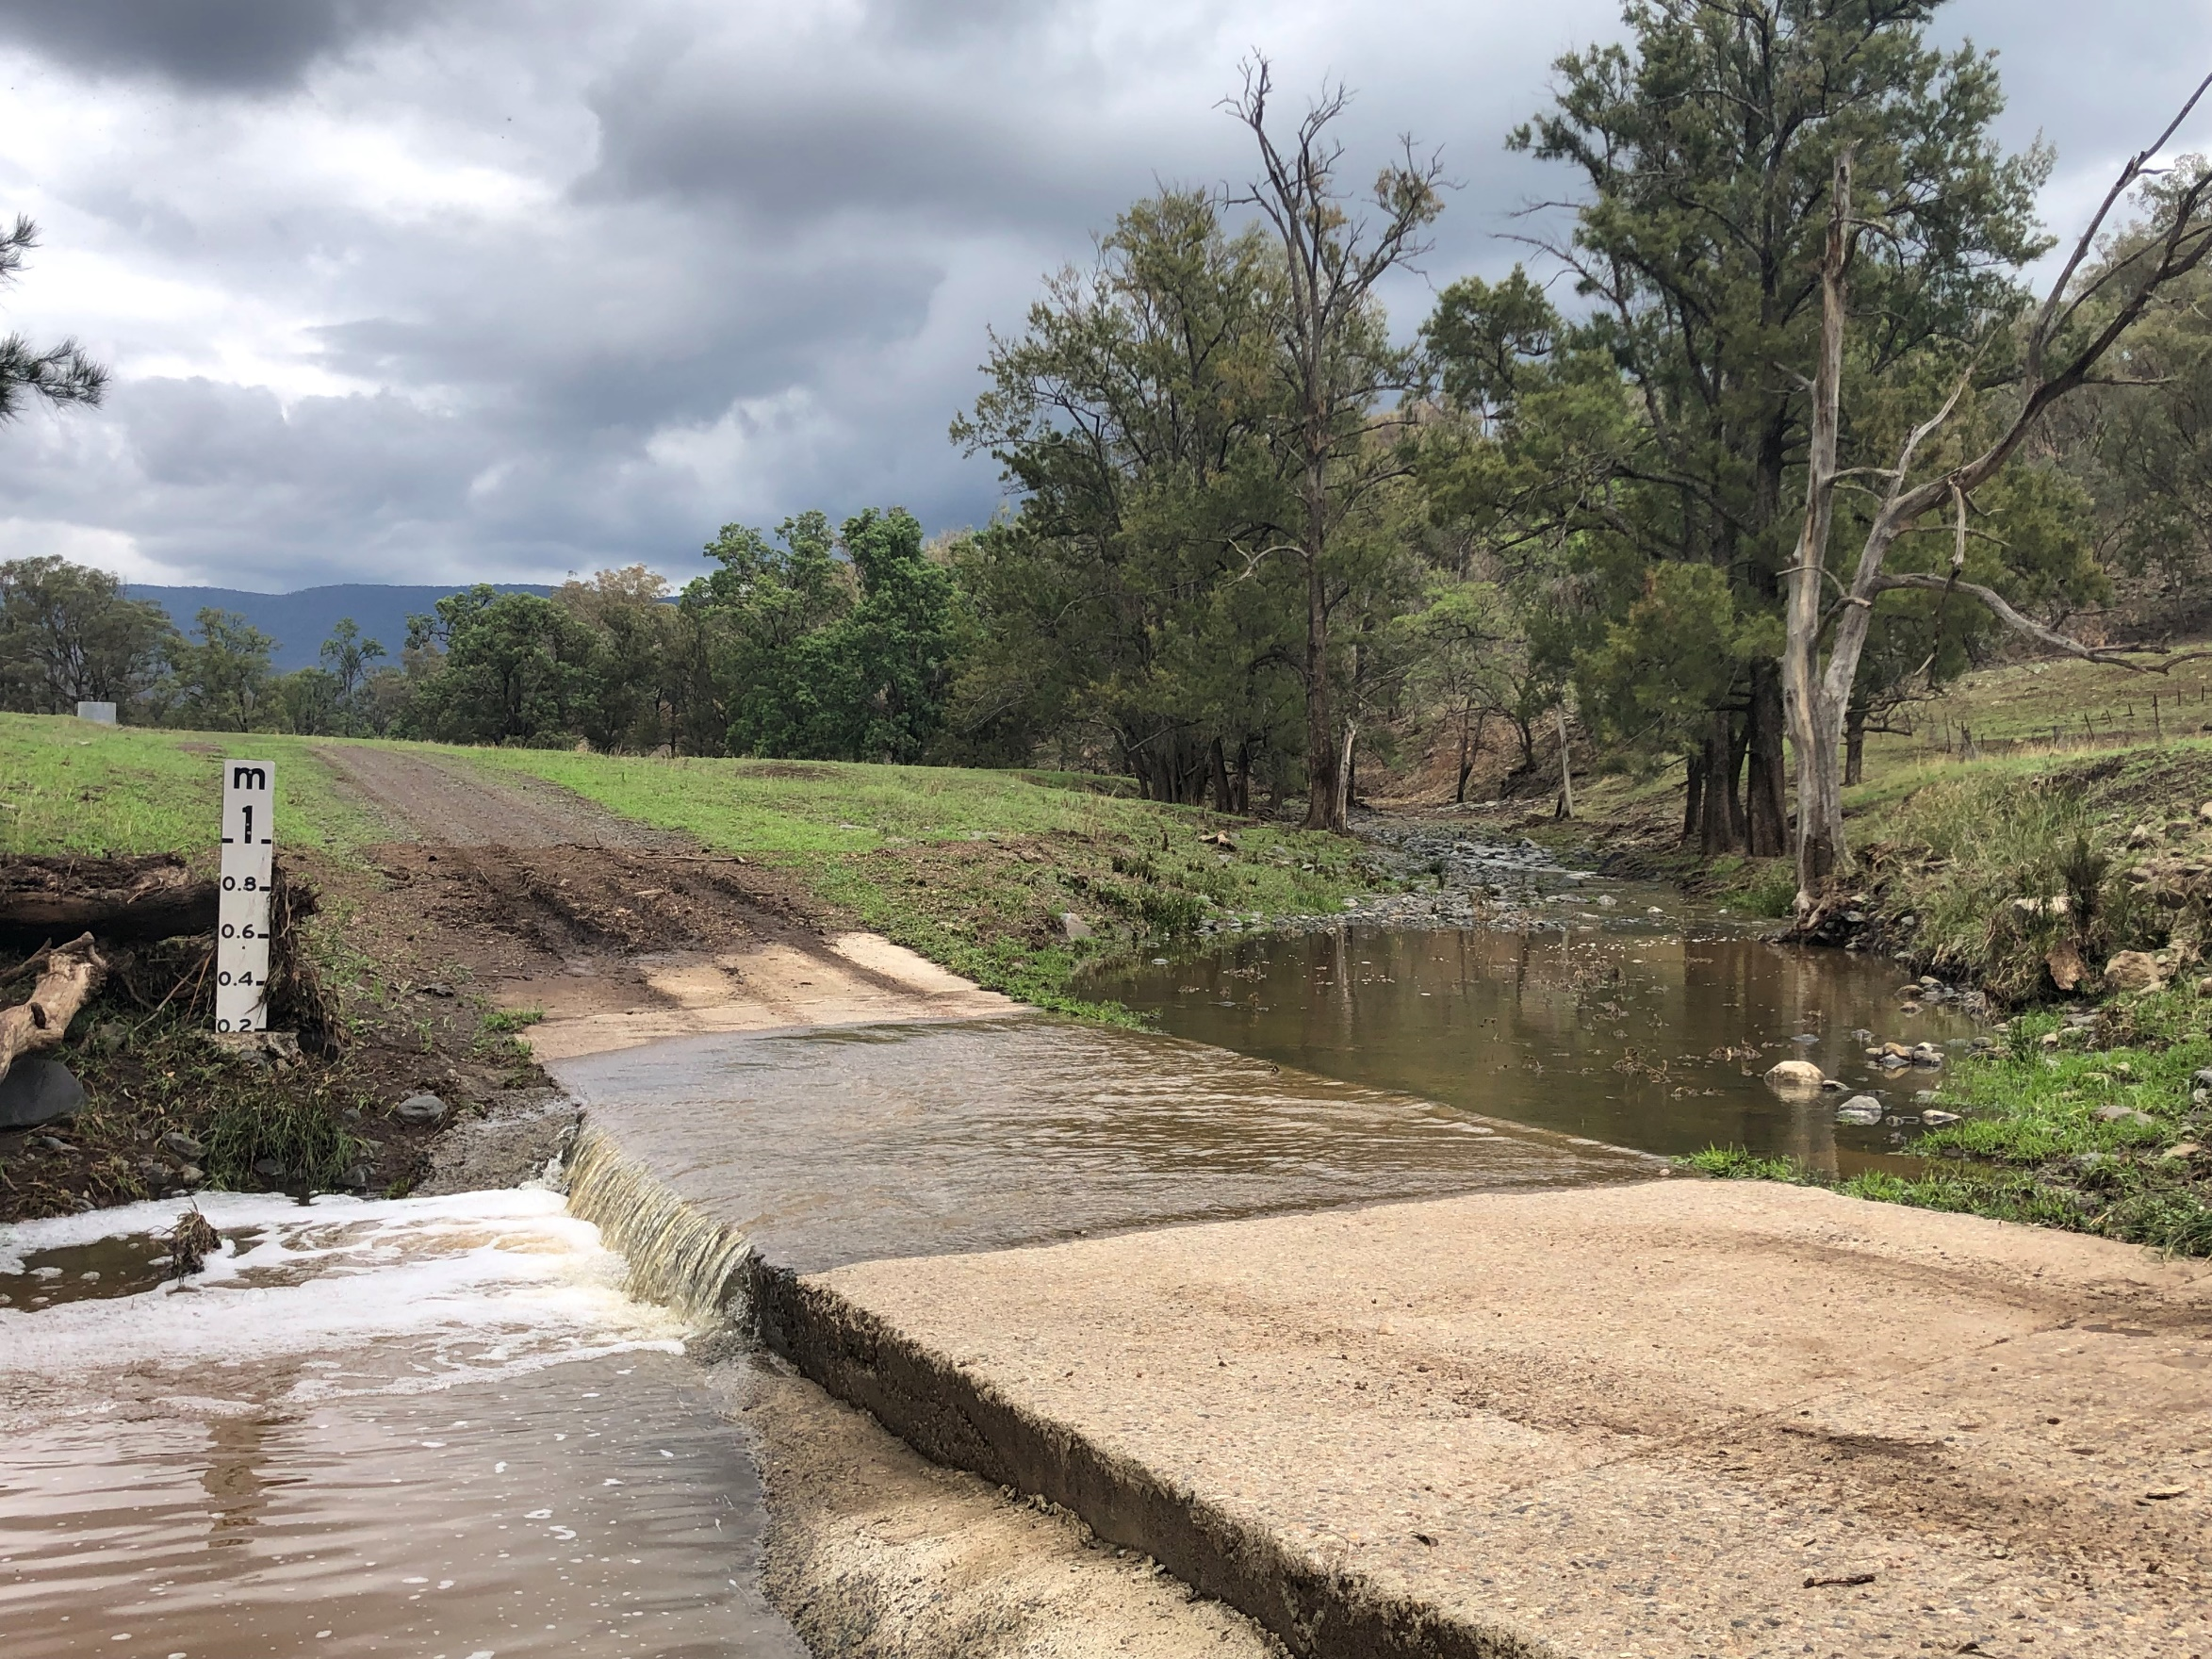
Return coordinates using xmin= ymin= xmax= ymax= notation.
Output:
xmin=0 ymin=931 xmax=107 ymax=1084
xmin=0 ymin=854 xmax=218 ymax=949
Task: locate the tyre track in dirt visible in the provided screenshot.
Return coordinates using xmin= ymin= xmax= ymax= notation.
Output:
xmin=309 ymin=742 xmax=1016 ymax=1059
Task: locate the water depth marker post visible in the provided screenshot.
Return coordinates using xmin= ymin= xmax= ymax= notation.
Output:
xmin=217 ymin=759 xmax=276 ymax=1033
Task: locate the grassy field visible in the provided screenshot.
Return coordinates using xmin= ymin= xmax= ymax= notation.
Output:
xmin=0 ymin=715 xmax=386 ymax=859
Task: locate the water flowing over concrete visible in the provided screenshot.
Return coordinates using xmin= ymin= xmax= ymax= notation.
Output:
xmin=549 ymin=1016 xmax=1665 ymax=1275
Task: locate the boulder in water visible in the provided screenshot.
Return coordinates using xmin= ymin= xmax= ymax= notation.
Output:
xmin=1835 ymin=1095 xmax=1884 ymax=1125
xmin=1763 ymin=1059 xmax=1827 ymax=1093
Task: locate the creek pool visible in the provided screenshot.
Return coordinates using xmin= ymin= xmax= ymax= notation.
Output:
xmin=1096 ymin=922 xmax=1981 ymax=1178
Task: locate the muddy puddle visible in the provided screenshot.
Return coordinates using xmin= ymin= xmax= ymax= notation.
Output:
xmin=0 ymin=1192 xmax=806 ymax=1659
xmin=550 ymin=1016 xmax=1666 ymax=1273
xmin=1098 ymin=924 xmax=1981 ymax=1177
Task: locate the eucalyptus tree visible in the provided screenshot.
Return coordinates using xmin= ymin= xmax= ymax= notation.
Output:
xmin=1784 ymin=84 xmax=2212 ymax=898
xmin=1226 ymin=57 xmax=1446 ymax=830
xmin=1492 ymin=0 xmax=2049 ymax=852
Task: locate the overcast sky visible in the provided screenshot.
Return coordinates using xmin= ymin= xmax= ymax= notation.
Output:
xmin=0 ymin=0 xmax=2206 ymax=594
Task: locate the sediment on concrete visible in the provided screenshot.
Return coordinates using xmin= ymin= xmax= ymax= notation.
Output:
xmin=753 ymin=1264 xmax=1546 ymax=1659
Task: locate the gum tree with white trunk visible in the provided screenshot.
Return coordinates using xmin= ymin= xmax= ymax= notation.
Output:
xmin=1784 ymin=77 xmax=2212 ymax=907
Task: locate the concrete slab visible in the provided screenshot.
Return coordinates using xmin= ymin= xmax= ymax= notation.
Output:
xmin=759 ymin=1179 xmax=2212 ymax=1659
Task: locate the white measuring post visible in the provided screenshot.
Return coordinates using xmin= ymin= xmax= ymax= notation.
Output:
xmin=217 ymin=759 xmax=276 ymax=1033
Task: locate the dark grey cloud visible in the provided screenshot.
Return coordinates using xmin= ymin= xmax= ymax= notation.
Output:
xmin=0 ymin=0 xmax=2200 ymax=595
xmin=0 ymin=0 xmax=434 ymax=90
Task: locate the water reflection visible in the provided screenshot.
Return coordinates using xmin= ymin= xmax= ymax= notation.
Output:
xmin=1097 ymin=926 xmax=1980 ymax=1175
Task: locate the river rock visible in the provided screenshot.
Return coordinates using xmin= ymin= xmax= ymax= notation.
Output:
xmin=160 ymin=1130 xmax=205 ymax=1160
xmin=1835 ymin=1095 xmax=1885 ymax=1125
xmin=1058 ymin=912 xmax=1093 ymax=942
xmin=0 ymin=1057 xmax=86 ymax=1131
xmin=394 ymin=1092 xmax=448 ymax=1126
xmin=2094 ymin=1104 xmax=2159 ymax=1128
xmin=1763 ymin=1059 xmax=1827 ymax=1093
xmin=2105 ymin=950 xmax=2166 ymax=993
xmin=1921 ymin=1109 xmax=1961 ymax=1125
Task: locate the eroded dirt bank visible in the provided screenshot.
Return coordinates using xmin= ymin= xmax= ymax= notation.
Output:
xmin=756 ymin=1178 xmax=2212 ymax=1659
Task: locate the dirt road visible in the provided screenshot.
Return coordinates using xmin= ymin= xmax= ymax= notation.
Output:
xmin=313 ymin=743 xmax=681 ymax=848
xmin=312 ymin=743 xmax=1014 ymax=1058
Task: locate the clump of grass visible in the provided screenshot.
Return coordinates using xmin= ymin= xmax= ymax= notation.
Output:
xmin=1735 ymin=860 xmax=1798 ymax=920
xmin=482 ymin=1007 xmax=544 ymax=1033
xmin=1676 ymin=1146 xmax=1813 ymax=1182
xmin=203 ymin=1080 xmax=365 ymax=1191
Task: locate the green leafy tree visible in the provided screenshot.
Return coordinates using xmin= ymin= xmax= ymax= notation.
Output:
xmin=1435 ymin=0 xmax=2049 ymax=851
xmin=275 ymin=666 xmax=343 ymax=735
xmin=0 ymin=555 xmax=177 ymax=715
xmin=318 ymin=617 xmax=386 ymax=735
xmin=401 ymin=588 xmax=599 ymax=745
xmin=950 ymin=189 xmax=1303 ymax=803
xmin=172 ymin=608 xmax=276 ymax=732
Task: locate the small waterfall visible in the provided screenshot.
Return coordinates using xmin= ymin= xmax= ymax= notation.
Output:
xmin=563 ymin=1127 xmax=756 ymax=1327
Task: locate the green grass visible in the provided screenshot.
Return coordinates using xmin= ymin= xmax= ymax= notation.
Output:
xmin=482 ymin=1007 xmax=544 ymax=1034
xmin=0 ymin=715 xmax=386 ymax=859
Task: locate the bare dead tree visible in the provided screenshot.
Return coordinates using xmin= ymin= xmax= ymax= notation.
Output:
xmin=1784 ymin=75 xmax=2212 ymax=905
xmin=1225 ymin=57 xmax=1445 ymax=831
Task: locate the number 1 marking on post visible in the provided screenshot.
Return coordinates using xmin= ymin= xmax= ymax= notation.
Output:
xmin=217 ymin=760 xmax=275 ymax=1033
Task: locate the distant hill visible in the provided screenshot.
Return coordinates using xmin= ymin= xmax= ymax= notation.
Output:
xmin=124 ymin=583 xmax=557 ymax=671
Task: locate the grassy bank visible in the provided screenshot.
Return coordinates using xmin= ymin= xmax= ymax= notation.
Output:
xmin=0 ymin=715 xmax=389 ymax=859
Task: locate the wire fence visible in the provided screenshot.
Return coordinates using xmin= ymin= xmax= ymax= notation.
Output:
xmin=1902 ymin=685 xmax=2212 ymax=762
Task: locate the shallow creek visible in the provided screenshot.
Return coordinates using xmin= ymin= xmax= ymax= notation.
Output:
xmin=1099 ymin=921 xmax=1981 ymax=1177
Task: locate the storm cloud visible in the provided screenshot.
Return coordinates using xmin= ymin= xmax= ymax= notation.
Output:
xmin=0 ymin=0 xmax=2204 ymax=591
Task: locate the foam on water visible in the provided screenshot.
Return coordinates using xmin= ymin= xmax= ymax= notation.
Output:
xmin=0 ymin=1190 xmax=688 ymax=1425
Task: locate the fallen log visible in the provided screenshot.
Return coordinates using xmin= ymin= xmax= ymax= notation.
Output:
xmin=0 ymin=931 xmax=107 ymax=1084
xmin=0 ymin=854 xmax=218 ymax=949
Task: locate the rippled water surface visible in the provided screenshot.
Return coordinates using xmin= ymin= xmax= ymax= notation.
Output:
xmin=552 ymin=1016 xmax=1666 ymax=1273
xmin=1096 ymin=925 xmax=1980 ymax=1175
xmin=0 ymin=1192 xmax=806 ymax=1659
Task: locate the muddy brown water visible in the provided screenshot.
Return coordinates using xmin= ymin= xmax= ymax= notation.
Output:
xmin=549 ymin=1016 xmax=1667 ymax=1274
xmin=0 ymin=1191 xmax=807 ymax=1659
xmin=1096 ymin=923 xmax=1982 ymax=1177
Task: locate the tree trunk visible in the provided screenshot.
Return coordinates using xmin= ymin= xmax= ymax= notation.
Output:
xmin=1333 ymin=719 xmax=1358 ymax=825
xmin=1681 ymin=751 xmax=1705 ymax=846
xmin=1456 ymin=711 xmax=1483 ymax=804
xmin=1745 ymin=660 xmax=1789 ymax=856
xmin=1783 ymin=152 xmax=1854 ymax=905
xmin=1208 ymin=736 xmax=1234 ymax=814
xmin=1302 ymin=546 xmax=1343 ymax=831
xmin=1844 ymin=705 xmax=1867 ymax=786
xmin=1698 ymin=713 xmax=1739 ymax=855
xmin=1725 ymin=714 xmax=1749 ymax=848
xmin=1554 ymin=705 xmax=1576 ymax=820
xmin=1232 ymin=742 xmax=1253 ymax=815
xmin=0 ymin=855 xmax=219 ymax=949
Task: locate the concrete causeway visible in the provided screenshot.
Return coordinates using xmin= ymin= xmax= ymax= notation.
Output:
xmin=756 ymin=1179 xmax=2212 ymax=1659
